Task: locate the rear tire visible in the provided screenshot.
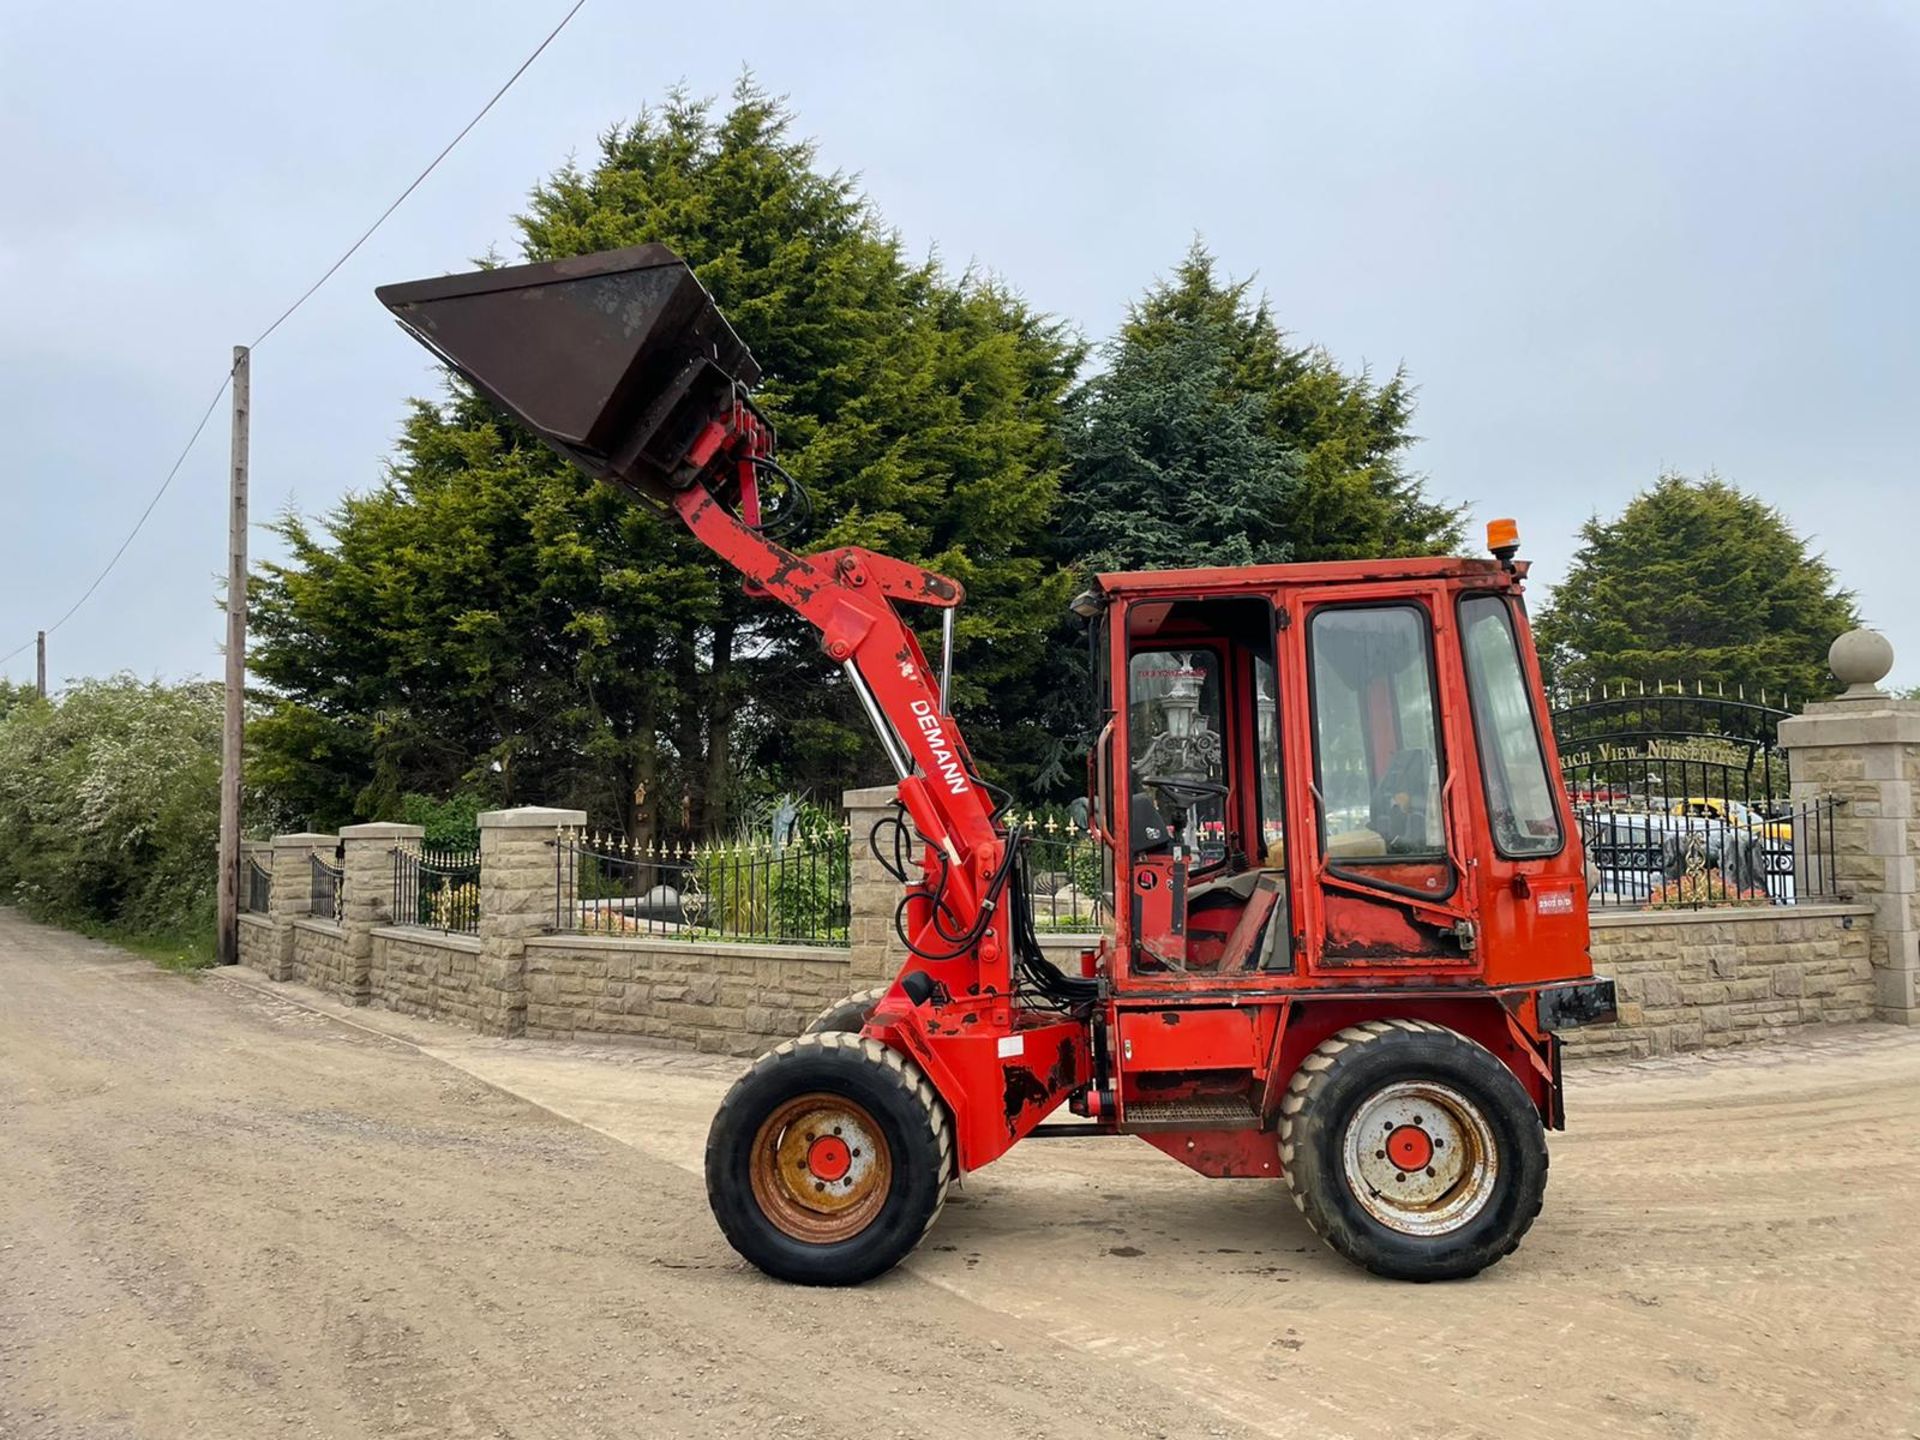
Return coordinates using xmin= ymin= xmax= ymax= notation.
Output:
xmin=1278 ymin=1019 xmax=1547 ymax=1281
xmin=803 ymin=986 xmax=888 ymax=1036
xmin=705 ymin=1031 xmax=952 ymax=1285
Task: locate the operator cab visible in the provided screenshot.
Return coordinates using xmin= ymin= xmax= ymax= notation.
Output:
xmin=1090 ymin=551 xmax=1575 ymax=986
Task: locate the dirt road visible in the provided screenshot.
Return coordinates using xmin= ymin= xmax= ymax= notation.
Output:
xmin=3 ymin=910 xmax=1916 ymax=1439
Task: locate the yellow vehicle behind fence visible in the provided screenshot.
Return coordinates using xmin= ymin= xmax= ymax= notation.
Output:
xmin=1670 ymin=797 xmax=1792 ymax=843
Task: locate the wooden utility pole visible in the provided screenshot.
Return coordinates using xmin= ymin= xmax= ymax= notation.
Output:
xmin=34 ymin=631 xmax=44 ymax=699
xmin=216 ymin=347 xmax=250 ymax=966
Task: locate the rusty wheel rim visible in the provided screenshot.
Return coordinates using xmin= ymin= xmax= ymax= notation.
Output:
xmin=1340 ymin=1080 xmax=1498 ymax=1237
xmin=748 ymin=1092 xmax=892 ymax=1244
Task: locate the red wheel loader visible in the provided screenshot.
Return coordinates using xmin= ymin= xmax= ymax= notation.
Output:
xmin=378 ymin=246 xmax=1616 ymax=1284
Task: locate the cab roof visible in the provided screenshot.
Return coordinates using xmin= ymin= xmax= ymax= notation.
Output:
xmin=1094 ymin=554 xmax=1528 ymax=598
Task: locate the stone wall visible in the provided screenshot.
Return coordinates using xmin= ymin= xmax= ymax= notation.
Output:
xmin=524 ymin=937 xmax=852 ymax=1056
xmin=1570 ymin=903 xmax=1875 ymax=1059
xmin=265 ymin=899 xmax=1875 ymax=1065
xmin=249 ymin=792 xmax=1888 ymax=1065
xmin=290 ymin=919 xmax=346 ymax=992
xmin=258 ymin=832 xmax=335 ymax=983
xmin=338 ymin=822 xmax=418 ymax=1005
xmin=370 ymin=928 xmax=486 ymax=1028
xmin=237 ymin=913 xmax=275 ymax=972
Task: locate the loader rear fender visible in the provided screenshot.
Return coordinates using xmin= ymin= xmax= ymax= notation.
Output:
xmin=1261 ymin=997 xmax=1554 ymax=1130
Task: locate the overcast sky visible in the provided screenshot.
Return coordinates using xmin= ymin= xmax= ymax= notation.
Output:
xmin=3 ymin=2 xmax=1915 ymax=697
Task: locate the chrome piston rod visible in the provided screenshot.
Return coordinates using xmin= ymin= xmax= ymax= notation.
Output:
xmin=843 ymin=660 xmax=913 ymax=779
xmin=939 ymin=607 xmax=955 ymax=715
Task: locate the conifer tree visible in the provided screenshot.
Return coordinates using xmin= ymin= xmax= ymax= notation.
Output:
xmin=1063 ymin=243 xmax=1462 ymax=573
xmin=1533 ymin=473 xmax=1860 ymax=703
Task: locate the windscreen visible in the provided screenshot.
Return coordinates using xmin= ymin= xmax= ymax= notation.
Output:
xmin=1459 ymin=596 xmax=1563 ymax=857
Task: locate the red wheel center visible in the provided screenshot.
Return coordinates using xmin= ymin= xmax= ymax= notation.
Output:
xmin=1387 ymin=1124 xmax=1434 ymax=1172
xmin=807 ymin=1135 xmax=852 ymax=1182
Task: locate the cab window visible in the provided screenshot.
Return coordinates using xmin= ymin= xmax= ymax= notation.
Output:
xmin=1128 ymin=649 xmax=1227 ymax=864
xmin=1253 ymin=651 xmax=1285 ymax=865
xmin=1308 ymin=606 xmax=1445 ymax=860
xmin=1459 ymin=595 xmax=1562 ymax=857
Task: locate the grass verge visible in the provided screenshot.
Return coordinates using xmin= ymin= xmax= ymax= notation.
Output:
xmin=77 ymin=919 xmax=218 ymax=971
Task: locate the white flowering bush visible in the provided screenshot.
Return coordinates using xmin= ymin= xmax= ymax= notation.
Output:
xmin=0 ymin=676 xmax=222 ymax=937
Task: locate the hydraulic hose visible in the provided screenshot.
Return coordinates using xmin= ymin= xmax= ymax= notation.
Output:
xmin=869 ymin=805 xmax=1097 ymax=1009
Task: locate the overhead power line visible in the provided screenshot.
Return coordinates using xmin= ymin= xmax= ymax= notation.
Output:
xmin=2 ymin=0 xmax=591 ymax=677
xmin=248 ymin=0 xmax=588 ymax=350
xmin=3 ymin=369 xmax=236 ymax=672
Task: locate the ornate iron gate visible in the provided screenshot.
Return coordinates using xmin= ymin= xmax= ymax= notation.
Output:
xmin=1550 ymin=685 xmax=1837 ymax=908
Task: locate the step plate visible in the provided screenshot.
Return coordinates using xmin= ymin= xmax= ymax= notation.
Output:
xmin=1120 ymin=1097 xmax=1263 ymax=1133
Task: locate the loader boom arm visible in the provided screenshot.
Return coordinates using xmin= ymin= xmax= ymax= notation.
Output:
xmin=669 ymin=445 xmax=1013 ymax=1009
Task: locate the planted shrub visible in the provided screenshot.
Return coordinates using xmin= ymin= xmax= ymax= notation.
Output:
xmin=0 ymin=677 xmax=221 ymax=940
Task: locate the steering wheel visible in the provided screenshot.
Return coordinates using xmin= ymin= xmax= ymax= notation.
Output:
xmin=1141 ymin=775 xmax=1229 ymax=809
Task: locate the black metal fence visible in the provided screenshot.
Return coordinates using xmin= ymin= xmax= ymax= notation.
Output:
xmin=392 ymin=845 xmax=481 ymax=935
xmin=555 ymin=826 xmax=851 ymax=945
xmin=1552 ymin=685 xmax=1845 ymax=910
xmin=242 ymin=855 xmax=272 ymax=915
xmin=1011 ymin=812 xmax=1107 ymax=932
xmin=1577 ymin=795 xmax=1844 ymax=909
xmin=310 ymin=852 xmax=344 ymax=922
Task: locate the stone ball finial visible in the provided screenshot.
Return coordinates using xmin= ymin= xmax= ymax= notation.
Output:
xmin=1829 ymin=627 xmax=1894 ymax=699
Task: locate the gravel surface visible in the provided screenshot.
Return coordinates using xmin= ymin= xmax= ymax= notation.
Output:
xmin=3 ymin=908 xmax=1917 ymax=1438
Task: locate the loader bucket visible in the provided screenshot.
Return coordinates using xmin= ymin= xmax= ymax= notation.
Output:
xmin=376 ymin=244 xmax=762 ymax=505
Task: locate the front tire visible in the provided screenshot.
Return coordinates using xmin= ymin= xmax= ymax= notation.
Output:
xmin=1279 ymin=1019 xmax=1548 ymax=1281
xmin=705 ymin=1031 xmax=952 ymax=1285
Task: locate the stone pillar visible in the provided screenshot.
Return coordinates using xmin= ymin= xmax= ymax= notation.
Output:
xmin=1779 ymin=628 xmax=1919 ymax=1025
xmin=477 ymin=806 xmax=585 ymax=1038
xmin=844 ymin=784 xmax=907 ymax=988
xmin=266 ymin=831 xmax=337 ymax=982
xmin=338 ymin=822 xmax=422 ymax=1005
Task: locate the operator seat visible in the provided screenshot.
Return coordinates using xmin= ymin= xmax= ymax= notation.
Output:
xmin=1370 ymin=748 xmax=1432 ymax=851
xmin=1129 ymin=793 xmax=1172 ymax=857
xmin=1187 ymin=870 xmax=1264 ymax=906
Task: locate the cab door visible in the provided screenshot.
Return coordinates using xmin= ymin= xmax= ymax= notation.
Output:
xmin=1283 ymin=587 xmax=1478 ymax=971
